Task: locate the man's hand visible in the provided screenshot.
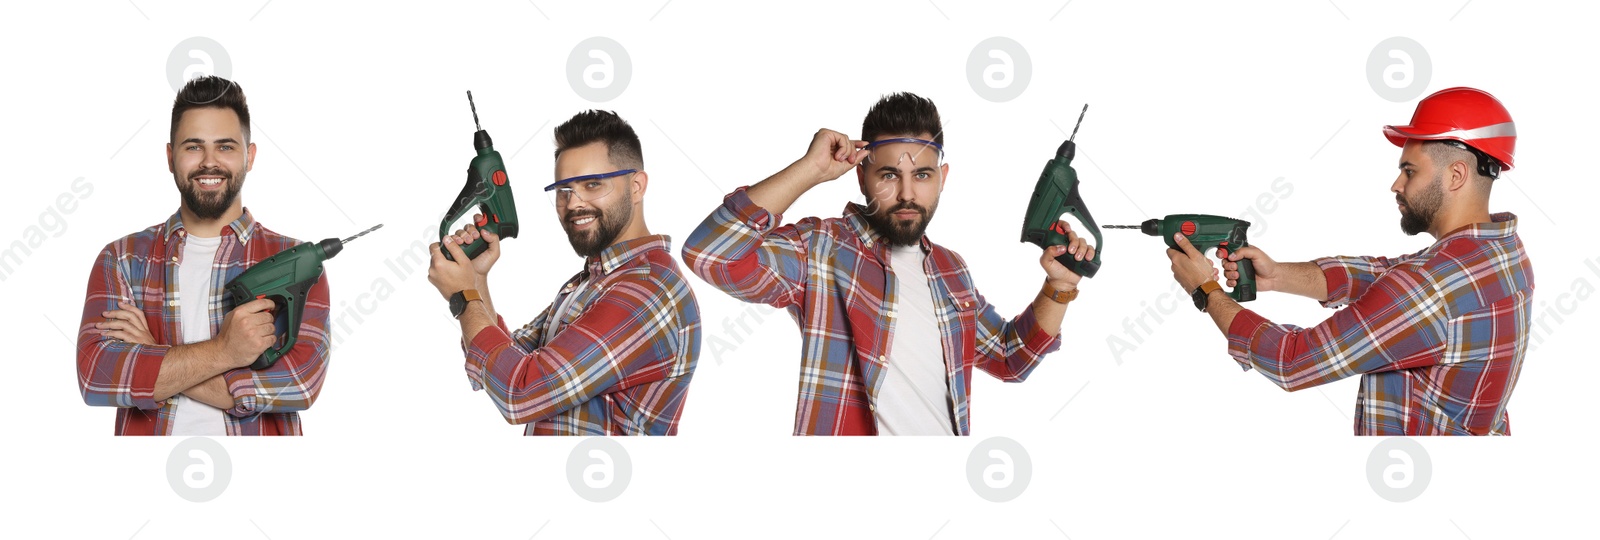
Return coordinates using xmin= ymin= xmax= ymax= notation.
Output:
xmin=428 ymin=237 xmax=480 ymax=301
xmin=1167 ymin=233 xmax=1221 ymax=293
xmin=747 ymin=128 xmax=871 ymax=216
xmin=793 ymin=128 xmax=869 ymax=185
xmin=1030 ymin=221 xmax=1096 ymax=337
xmin=215 ymin=298 xmax=276 ymax=368
xmin=445 ymin=217 xmax=500 ymax=288
xmin=1221 ymin=245 xmax=1278 ymax=292
xmin=96 ymin=301 xmax=155 ymax=345
xmin=1039 ymin=220 xmax=1096 ymax=291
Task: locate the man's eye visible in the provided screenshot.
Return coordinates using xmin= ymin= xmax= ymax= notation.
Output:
xmin=916 ymin=172 xmax=931 ymax=181
xmin=219 ymin=145 xmax=233 ymax=151
xmin=584 ymin=180 xmax=603 ymax=190
xmin=880 ymin=173 xmax=898 ymax=181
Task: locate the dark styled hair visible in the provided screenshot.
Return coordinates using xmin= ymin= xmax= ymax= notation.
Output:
xmin=1424 ymin=140 xmax=1496 ymax=184
xmin=170 ymin=76 xmax=250 ymax=143
xmin=553 ymin=110 xmax=643 ymax=169
xmin=861 ymin=92 xmax=943 ymax=146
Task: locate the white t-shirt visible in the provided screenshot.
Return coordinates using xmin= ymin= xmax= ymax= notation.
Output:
xmin=170 ymin=233 xmax=228 ymax=436
xmin=873 ymin=245 xmax=957 ymax=436
xmin=545 ymin=275 xmax=593 ymax=340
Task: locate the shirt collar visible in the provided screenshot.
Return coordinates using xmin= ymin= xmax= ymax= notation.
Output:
xmin=841 ymin=202 xmax=933 ymax=257
xmin=1437 ymin=212 xmax=1519 ymax=243
xmin=587 ymin=234 xmax=673 ymax=276
xmin=163 ymin=208 xmax=257 ymax=245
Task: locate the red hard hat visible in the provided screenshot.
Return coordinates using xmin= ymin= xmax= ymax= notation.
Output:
xmin=1383 ymin=87 xmax=1516 ymax=173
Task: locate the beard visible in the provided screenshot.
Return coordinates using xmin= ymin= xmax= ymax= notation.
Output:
xmin=562 ymin=192 xmax=633 ymax=258
xmin=178 ymin=166 xmax=244 ymax=221
xmin=1398 ymin=172 xmax=1444 ymax=236
xmin=864 ymin=199 xmax=937 ymax=247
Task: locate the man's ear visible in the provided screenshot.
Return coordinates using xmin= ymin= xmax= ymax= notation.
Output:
xmin=631 ymin=170 xmax=648 ymax=204
xmin=1446 ymin=157 xmax=1471 ymax=192
xmin=245 ymin=142 xmax=257 ymax=172
xmin=166 ymin=143 xmax=175 ymax=174
xmin=939 ymin=163 xmax=950 ymax=192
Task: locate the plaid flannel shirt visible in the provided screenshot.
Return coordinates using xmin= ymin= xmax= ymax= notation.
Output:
xmin=464 ymin=235 xmax=701 ymax=435
xmin=682 ymin=187 xmax=1062 ymax=436
xmin=1227 ymin=213 xmax=1533 ymax=435
xmin=75 ymin=209 xmax=331 ymax=435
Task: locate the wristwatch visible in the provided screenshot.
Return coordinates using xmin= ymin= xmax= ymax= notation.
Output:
xmin=449 ymin=289 xmax=483 ymax=319
xmin=1191 ymin=280 xmax=1223 ymax=312
xmin=1043 ymin=283 xmax=1079 ymax=305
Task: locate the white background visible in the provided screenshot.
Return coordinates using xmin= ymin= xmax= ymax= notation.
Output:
xmin=2 ymin=1 xmax=1594 ymax=538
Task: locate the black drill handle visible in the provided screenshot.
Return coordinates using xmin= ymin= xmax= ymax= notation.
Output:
xmin=1231 ymin=258 xmax=1257 ymax=302
xmin=1054 ymin=252 xmax=1101 ymax=279
xmin=449 ymin=209 xmax=493 ymax=261
xmin=1046 ymin=175 xmax=1102 ymax=278
xmin=442 ymin=167 xmax=492 ymax=262
xmin=225 ymin=277 xmax=314 ymax=371
xmin=1225 ymin=221 xmax=1255 ymax=302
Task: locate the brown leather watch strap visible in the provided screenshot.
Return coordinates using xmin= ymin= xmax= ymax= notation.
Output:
xmin=1043 ymin=283 xmax=1079 ymax=304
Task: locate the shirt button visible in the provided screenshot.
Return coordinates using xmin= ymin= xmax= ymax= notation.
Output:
xmin=878 ymin=355 xmax=886 ymax=363
xmin=170 ymin=256 xmax=178 ymax=263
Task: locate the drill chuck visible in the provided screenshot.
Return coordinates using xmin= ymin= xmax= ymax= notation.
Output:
xmin=1056 ymin=139 xmax=1076 ymax=160
xmin=1140 ymin=219 xmax=1160 ymax=236
xmin=318 ymin=238 xmax=343 ymax=260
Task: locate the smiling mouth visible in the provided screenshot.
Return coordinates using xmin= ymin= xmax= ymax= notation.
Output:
xmin=567 ymin=214 xmax=599 ymax=230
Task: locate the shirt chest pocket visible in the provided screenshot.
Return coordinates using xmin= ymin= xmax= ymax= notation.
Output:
xmin=945 ymin=288 xmax=980 ymax=363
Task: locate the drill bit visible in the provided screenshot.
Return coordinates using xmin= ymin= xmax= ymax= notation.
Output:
xmin=467 ymin=90 xmax=482 ymax=131
xmin=1068 ymin=103 xmax=1088 ymax=143
xmin=1103 ymin=224 xmax=1141 ymax=229
xmin=341 ymin=224 xmax=383 ymax=244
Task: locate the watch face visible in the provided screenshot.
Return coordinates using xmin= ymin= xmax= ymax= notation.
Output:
xmin=450 ymin=292 xmax=466 ymax=318
xmin=1193 ymin=288 xmax=1209 ymax=312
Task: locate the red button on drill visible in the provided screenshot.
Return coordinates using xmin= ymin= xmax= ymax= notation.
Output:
xmin=492 ymin=170 xmax=507 ymax=186
xmin=475 ymin=214 xmax=488 ymax=227
xmin=1181 ymin=221 xmax=1196 ymax=236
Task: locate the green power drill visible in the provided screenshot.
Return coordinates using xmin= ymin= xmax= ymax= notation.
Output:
xmin=1021 ymin=104 xmax=1102 ymax=278
xmin=223 ymin=224 xmax=382 ymax=370
xmin=1105 ymin=215 xmax=1257 ymax=302
xmin=440 ymin=90 xmax=518 ymax=261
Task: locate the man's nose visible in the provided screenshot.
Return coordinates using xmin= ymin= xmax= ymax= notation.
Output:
xmin=896 ymin=175 xmax=915 ymax=201
xmin=564 ymin=192 xmax=588 ymax=212
xmin=201 ymin=147 xmax=221 ymax=170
